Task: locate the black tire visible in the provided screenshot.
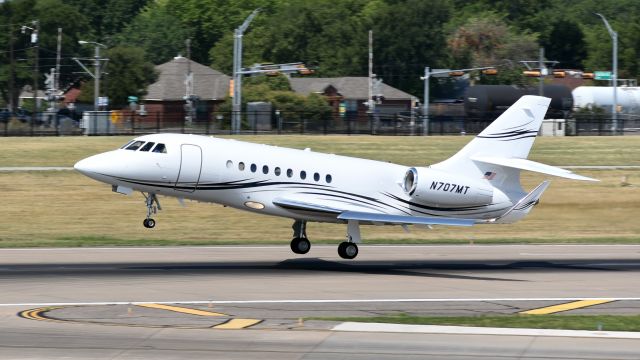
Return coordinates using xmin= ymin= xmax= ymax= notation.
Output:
xmin=290 ymin=237 xmax=311 ymax=254
xmin=338 ymin=241 xmax=358 ymax=259
xmin=143 ymin=218 xmax=156 ymax=229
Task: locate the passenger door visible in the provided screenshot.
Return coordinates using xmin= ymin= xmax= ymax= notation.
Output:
xmin=175 ymin=144 xmax=202 ymax=192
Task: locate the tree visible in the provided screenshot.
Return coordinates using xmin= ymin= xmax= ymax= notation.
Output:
xmin=541 ymin=20 xmax=587 ymax=69
xmin=0 ymin=0 xmax=91 ymax=108
xmin=114 ymin=1 xmax=192 ymax=64
xmin=78 ymin=46 xmax=157 ymax=108
xmin=448 ymin=13 xmax=539 ymax=85
xmin=61 ymin=0 xmax=149 ymax=39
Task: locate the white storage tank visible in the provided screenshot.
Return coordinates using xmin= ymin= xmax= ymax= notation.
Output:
xmin=572 ymin=86 xmax=640 ymax=114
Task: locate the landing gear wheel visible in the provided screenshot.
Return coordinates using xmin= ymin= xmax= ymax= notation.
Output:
xmin=338 ymin=241 xmax=358 ymax=259
xmin=290 ymin=237 xmax=311 ymax=254
xmin=143 ymin=218 xmax=156 ymax=229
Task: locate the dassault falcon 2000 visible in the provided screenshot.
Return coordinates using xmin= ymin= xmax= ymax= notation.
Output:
xmin=75 ymin=95 xmax=596 ymax=259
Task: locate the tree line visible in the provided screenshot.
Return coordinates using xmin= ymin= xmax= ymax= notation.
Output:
xmin=1 ymin=0 xmax=639 ymax=109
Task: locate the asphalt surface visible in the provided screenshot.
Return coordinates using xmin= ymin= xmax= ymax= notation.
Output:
xmin=2 ymin=244 xmax=640 ymax=359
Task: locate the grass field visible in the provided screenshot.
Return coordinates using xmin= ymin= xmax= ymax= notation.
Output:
xmin=309 ymin=313 xmax=640 ymax=332
xmin=1 ymin=135 xmax=639 ymax=247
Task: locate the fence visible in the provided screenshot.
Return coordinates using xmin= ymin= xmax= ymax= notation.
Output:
xmin=2 ymin=110 xmax=639 ymax=136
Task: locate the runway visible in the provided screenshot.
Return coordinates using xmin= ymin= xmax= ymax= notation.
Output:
xmin=2 ymin=244 xmax=640 ymax=359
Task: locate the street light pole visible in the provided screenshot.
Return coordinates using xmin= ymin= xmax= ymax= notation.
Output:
xmin=232 ymin=8 xmax=260 ymax=134
xmin=422 ymin=66 xmax=430 ymax=136
xmin=595 ymin=13 xmax=618 ymax=134
xmin=76 ymin=40 xmax=107 ymax=111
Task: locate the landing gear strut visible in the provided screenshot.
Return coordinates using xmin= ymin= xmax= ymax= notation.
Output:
xmin=142 ymin=193 xmax=161 ymax=229
xmin=338 ymin=220 xmax=361 ymax=259
xmin=290 ymin=220 xmax=310 ymax=254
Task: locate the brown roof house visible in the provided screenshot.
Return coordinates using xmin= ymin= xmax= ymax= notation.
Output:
xmin=289 ymin=77 xmax=415 ymax=122
xmin=143 ymin=56 xmax=230 ymax=124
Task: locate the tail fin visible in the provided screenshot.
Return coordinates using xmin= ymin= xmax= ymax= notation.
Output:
xmin=432 ymin=95 xmax=551 ymax=194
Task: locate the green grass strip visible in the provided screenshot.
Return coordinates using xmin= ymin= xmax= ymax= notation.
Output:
xmin=310 ymin=313 xmax=640 ymax=332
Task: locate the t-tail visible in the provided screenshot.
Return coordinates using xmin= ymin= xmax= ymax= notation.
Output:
xmin=432 ymin=95 xmax=598 ymax=223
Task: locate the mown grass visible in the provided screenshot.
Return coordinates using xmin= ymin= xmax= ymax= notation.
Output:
xmin=309 ymin=313 xmax=640 ymax=332
xmin=0 ymin=135 xmax=639 ymax=247
xmin=1 ymin=135 xmax=639 ymax=167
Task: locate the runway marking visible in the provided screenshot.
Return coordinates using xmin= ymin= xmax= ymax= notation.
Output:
xmin=137 ymin=303 xmax=226 ymax=317
xmin=17 ymin=307 xmax=60 ymax=321
xmin=333 ymin=322 xmax=640 ymax=339
xmin=3 ymin=298 xmax=639 ymax=307
xmin=213 ymin=318 xmax=262 ymax=329
xmin=520 ymin=299 xmax=615 ymax=315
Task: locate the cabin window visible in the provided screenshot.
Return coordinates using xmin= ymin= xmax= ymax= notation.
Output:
xmin=126 ymin=141 xmax=145 ymax=151
xmin=139 ymin=142 xmax=155 ymax=152
xmin=238 ymin=162 xmax=245 ymax=171
xmin=274 ymin=167 xmax=281 ymax=176
xmin=262 ymin=165 xmax=269 ymax=174
xmin=326 ymin=174 xmax=333 ymax=183
xmin=250 ymin=164 xmax=257 ymax=173
xmin=286 ymin=169 xmax=293 ymax=178
xmin=313 ymin=172 xmax=320 ymax=181
xmin=152 ymin=143 xmax=167 ymax=153
xmin=226 ymin=160 xmax=233 ymax=169
xmin=300 ymin=170 xmax=307 ymax=180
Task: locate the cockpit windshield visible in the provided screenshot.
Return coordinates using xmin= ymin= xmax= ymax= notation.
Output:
xmin=121 ymin=140 xmax=167 ymax=153
xmin=125 ymin=140 xmax=145 ymax=151
xmin=139 ymin=142 xmax=155 ymax=152
xmin=152 ymin=143 xmax=167 ymax=153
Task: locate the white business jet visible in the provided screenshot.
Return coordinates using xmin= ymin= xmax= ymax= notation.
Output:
xmin=75 ymin=95 xmax=596 ymax=259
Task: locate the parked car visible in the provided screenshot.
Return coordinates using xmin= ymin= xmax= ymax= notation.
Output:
xmin=0 ymin=108 xmax=10 ymax=123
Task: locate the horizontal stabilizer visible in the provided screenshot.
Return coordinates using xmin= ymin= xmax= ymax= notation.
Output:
xmin=472 ymin=156 xmax=599 ymax=182
xmin=338 ymin=211 xmax=475 ymax=227
xmin=491 ymin=181 xmax=550 ymax=223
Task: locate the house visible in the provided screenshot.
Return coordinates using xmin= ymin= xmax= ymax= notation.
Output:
xmin=143 ymin=56 xmax=230 ymax=121
xmin=289 ymin=77 xmax=415 ymax=120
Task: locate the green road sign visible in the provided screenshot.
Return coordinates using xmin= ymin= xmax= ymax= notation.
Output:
xmin=594 ymin=71 xmax=612 ymax=80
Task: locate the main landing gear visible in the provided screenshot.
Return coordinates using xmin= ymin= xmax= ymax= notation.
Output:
xmin=288 ymin=219 xmax=362 ymax=259
xmin=290 ymin=220 xmax=311 ymax=254
xmin=337 ymin=220 xmax=361 ymax=259
xmin=142 ymin=193 xmax=161 ymax=229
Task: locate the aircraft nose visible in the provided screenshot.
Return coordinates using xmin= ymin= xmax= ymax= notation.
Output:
xmin=73 ymin=157 xmax=93 ymax=175
xmin=74 ymin=152 xmax=114 ymax=180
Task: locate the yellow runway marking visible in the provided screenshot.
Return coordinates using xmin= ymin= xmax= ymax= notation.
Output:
xmin=520 ymin=299 xmax=614 ymax=315
xmin=137 ymin=303 xmax=226 ymax=317
xmin=213 ymin=318 xmax=262 ymax=329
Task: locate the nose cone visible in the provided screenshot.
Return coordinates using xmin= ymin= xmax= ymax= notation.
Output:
xmin=74 ymin=157 xmax=96 ymax=175
xmin=74 ymin=152 xmax=118 ymax=183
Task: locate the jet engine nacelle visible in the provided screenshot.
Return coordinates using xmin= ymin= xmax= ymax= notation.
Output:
xmin=402 ymin=167 xmax=494 ymax=207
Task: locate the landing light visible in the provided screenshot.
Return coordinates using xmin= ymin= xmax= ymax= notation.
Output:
xmin=244 ymin=201 xmax=265 ymax=210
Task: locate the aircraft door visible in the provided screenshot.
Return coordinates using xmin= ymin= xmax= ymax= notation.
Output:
xmin=175 ymin=144 xmax=202 ymax=192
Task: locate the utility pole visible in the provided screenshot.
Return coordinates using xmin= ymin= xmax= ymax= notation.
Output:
xmin=538 ymin=47 xmax=545 ymax=96
xmin=595 ymin=13 xmax=618 ymax=134
xmin=8 ymin=22 xmax=15 ymax=111
xmin=55 ymin=28 xmax=61 ymax=93
xmin=368 ymin=30 xmax=374 ymax=114
xmin=74 ymin=41 xmax=108 ymax=111
xmin=232 ymin=8 xmax=260 ymax=134
xmin=184 ymin=38 xmax=195 ymax=124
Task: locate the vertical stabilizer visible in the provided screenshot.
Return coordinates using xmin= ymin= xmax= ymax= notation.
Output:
xmin=432 ymin=95 xmax=551 ymax=195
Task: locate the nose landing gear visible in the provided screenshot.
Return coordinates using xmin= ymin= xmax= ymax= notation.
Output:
xmin=142 ymin=193 xmax=161 ymax=229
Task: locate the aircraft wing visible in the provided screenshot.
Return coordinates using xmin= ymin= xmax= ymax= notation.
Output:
xmin=273 ymin=196 xmax=476 ymax=227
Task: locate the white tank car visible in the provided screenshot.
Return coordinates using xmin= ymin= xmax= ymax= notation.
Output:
xmin=572 ymin=86 xmax=640 ymax=114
